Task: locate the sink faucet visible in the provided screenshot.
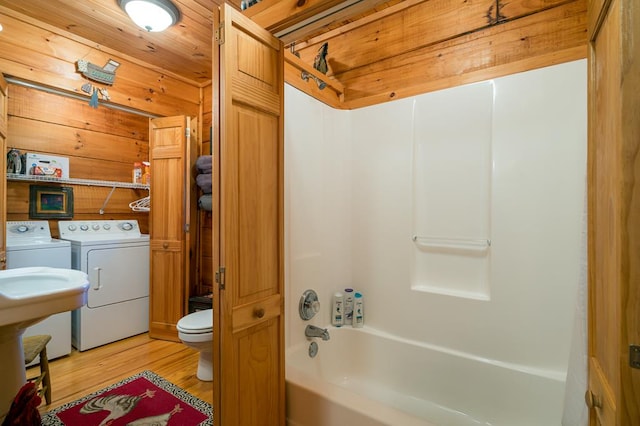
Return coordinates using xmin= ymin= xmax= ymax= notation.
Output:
xmin=305 ymin=325 xmax=330 ymax=341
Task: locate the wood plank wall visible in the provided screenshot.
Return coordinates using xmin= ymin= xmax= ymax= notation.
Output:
xmin=291 ymin=0 xmax=588 ymax=109
xmin=0 ymin=9 xmax=214 ymax=297
xmin=6 ymin=85 xmax=150 ymax=233
xmin=0 ymin=9 xmax=201 ymax=117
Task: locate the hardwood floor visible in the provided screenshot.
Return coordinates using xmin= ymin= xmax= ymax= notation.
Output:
xmin=28 ymin=333 xmax=214 ymax=414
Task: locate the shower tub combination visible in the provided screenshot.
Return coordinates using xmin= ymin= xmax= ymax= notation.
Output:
xmin=286 ymin=326 xmax=565 ymax=426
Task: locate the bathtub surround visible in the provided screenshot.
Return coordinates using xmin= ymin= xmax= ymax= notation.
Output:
xmin=285 ymin=59 xmax=587 ymax=424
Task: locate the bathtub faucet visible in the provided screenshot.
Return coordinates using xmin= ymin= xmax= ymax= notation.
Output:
xmin=305 ymin=325 xmax=330 ymax=341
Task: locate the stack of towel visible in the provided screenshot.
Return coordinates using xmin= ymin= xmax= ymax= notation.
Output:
xmin=195 ymin=155 xmax=212 ymax=211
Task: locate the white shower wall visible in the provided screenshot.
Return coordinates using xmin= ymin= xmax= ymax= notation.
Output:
xmin=284 ymin=87 xmax=352 ymax=348
xmin=285 ymin=59 xmax=587 ymax=376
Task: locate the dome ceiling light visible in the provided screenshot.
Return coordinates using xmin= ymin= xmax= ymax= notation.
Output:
xmin=118 ymin=0 xmax=181 ymax=32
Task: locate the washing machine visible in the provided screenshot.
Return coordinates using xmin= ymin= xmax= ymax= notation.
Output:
xmin=5 ymin=221 xmax=72 ymax=365
xmin=58 ymin=219 xmax=150 ymax=351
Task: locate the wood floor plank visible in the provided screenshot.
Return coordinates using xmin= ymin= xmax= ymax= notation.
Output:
xmin=28 ymin=333 xmax=214 ymax=415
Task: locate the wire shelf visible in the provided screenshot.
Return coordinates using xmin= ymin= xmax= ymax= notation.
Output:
xmin=7 ymin=173 xmax=150 ymax=190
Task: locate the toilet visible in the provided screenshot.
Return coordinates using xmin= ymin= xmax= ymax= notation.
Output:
xmin=177 ymin=309 xmax=213 ymax=381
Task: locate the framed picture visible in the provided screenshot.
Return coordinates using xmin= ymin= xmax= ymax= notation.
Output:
xmin=29 ymin=185 xmax=74 ymax=219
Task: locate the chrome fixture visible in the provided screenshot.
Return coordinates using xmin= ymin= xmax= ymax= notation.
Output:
xmin=305 ymin=325 xmax=330 ymax=341
xmin=118 ymin=0 xmax=181 ymax=32
xmin=308 ymin=341 xmax=319 ymax=358
xmin=301 ymin=71 xmax=327 ymax=90
xmin=299 ymin=289 xmax=320 ymax=320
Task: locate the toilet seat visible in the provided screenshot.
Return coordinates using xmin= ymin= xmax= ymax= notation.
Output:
xmin=177 ymin=309 xmax=213 ymax=334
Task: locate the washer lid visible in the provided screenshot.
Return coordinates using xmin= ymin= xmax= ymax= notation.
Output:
xmin=177 ymin=309 xmax=213 ymax=333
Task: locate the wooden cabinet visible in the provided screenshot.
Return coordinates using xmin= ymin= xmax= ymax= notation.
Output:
xmin=0 ymin=73 xmax=7 ymax=270
xmin=213 ymin=5 xmax=285 ymax=425
xmin=148 ymin=116 xmax=198 ymax=342
xmin=587 ymin=0 xmax=640 ymax=423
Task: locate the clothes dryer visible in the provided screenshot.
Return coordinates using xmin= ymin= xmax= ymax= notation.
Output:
xmin=58 ymin=220 xmax=150 ymax=351
xmin=6 ymin=221 xmax=72 ymax=365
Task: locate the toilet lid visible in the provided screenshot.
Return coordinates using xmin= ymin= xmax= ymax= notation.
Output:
xmin=177 ymin=309 xmax=213 ymax=333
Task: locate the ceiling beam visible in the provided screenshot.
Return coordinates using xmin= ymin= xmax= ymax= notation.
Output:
xmin=274 ymin=0 xmax=392 ymax=45
xmin=243 ymin=0 xmax=348 ymax=33
xmin=242 ymin=0 xmax=400 ymax=44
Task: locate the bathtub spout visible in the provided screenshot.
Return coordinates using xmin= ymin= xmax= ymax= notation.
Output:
xmin=305 ymin=325 xmax=330 ymax=341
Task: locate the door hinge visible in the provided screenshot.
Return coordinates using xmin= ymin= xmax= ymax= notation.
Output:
xmin=631 ymin=345 xmax=640 ymax=369
xmin=185 ymin=127 xmax=190 ymax=137
xmin=215 ymin=22 xmax=225 ymax=45
xmin=184 ymin=223 xmax=190 ymax=232
xmin=215 ymin=266 xmax=226 ymax=290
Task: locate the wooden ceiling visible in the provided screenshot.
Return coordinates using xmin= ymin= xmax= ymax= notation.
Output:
xmin=0 ymin=0 xmax=397 ymax=83
xmin=0 ymin=0 xmax=587 ymax=109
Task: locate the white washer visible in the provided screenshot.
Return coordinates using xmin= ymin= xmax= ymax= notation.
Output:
xmin=58 ymin=219 xmax=150 ymax=351
xmin=5 ymin=221 xmax=72 ymax=365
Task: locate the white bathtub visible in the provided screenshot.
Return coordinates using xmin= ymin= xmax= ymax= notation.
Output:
xmin=286 ymin=326 xmax=565 ymax=426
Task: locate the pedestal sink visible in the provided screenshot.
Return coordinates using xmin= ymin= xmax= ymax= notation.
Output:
xmin=0 ymin=266 xmax=89 ymax=421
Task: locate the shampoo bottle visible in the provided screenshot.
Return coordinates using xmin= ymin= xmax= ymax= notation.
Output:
xmin=331 ymin=292 xmax=344 ymax=327
xmin=344 ymin=288 xmax=354 ymax=325
xmin=353 ymin=292 xmax=364 ymax=328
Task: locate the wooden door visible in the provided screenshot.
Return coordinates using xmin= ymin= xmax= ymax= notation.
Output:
xmin=149 ymin=116 xmax=197 ymax=342
xmin=214 ymin=4 xmax=285 ymax=425
xmin=0 ymin=74 xmax=6 ymax=271
xmin=587 ymin=0 xmax=640 ymax=423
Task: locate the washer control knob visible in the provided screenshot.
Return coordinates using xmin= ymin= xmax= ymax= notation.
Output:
xmin=68 ymin=225 xmax=77 ymax=231
xmin=121 ymin=222 xmax=133 ymax=231
xmin=16 ymin=225 xmax=28 ymax=233
xmin=92 ymin=224 xmax=101 ymax=230
xmin=103 ymin=224 xmax=111 ymax=230
xmin=80 ymin=224 xmax=89 ymax=231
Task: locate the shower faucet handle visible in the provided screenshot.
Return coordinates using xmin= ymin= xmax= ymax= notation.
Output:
xmin=299 ymin=289 xmax=320 ymax=320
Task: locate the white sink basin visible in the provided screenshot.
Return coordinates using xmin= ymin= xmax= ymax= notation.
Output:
xmin=0 ymin=266 xmax=89 ymax=422
xmin=0 ymin=266 xmax=89 ymax=328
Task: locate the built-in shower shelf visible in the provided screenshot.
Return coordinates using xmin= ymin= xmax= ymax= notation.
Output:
xmin=7 ymin=173 xmax=149 ymax=190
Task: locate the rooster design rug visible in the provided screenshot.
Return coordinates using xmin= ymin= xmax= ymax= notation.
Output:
xmin=41 ymin=371 xmax=212 ymax=425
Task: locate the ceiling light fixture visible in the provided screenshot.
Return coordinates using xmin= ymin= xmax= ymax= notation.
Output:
xmin=118 ymin=0 xmax=181 ymax=32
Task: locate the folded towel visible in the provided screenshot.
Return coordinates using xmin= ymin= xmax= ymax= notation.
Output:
xmin=196 ymin=155 xmax=213 ymax=174
xmin=196 ymin=173 xmax=212 ymax=194
xmin=198 ymin=194 xmax=213 ymax=211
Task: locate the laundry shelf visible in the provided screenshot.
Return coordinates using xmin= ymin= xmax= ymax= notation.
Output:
xmin=7 ymin=173 xmax=149 ymax=190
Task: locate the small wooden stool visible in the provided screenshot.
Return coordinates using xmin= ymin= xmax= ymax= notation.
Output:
xmin=23 ymin=334 xmax=52 ymax=405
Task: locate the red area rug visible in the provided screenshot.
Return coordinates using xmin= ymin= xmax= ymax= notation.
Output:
xmin=41 ymin=370 xmax=212 ymax=425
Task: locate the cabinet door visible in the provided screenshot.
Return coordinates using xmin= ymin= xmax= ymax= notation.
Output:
xmin=0 ymin=73 xmax=6 ymax=271
xmin=216 ymin=4 xmax=285 ymax=425
xmin=149 ymin=116 xmax=194 ymax=342
xmin=587 ymin=0 xmax=640 ymax=423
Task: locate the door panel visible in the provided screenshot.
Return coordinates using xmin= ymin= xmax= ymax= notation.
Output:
xmin=149 ymin=116 xmax=192 ymax=342
xmin=217 ymin=4 xmax=285 ymax=425
xmin=588 ymin=0 xmax=640 ymax=423
xmin=236 ymin=105 xmax=280 ymax=302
